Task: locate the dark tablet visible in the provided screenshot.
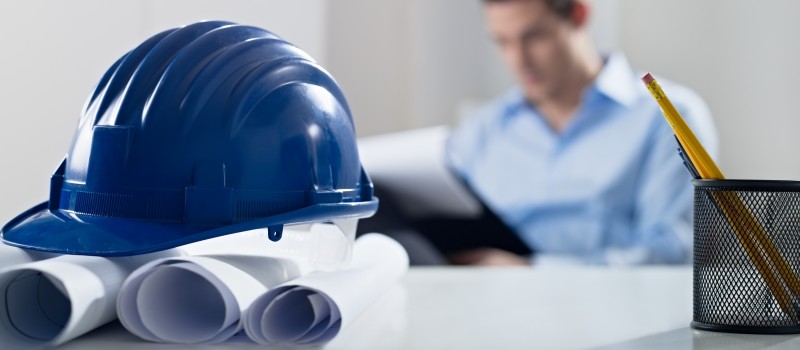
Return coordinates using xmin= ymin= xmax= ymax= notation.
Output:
xmin=357 ymin=184 xmax=533 ymax=263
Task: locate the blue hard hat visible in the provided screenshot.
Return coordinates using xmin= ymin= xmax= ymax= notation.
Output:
xmin=1 ymin=21 xmax=377 ymax=256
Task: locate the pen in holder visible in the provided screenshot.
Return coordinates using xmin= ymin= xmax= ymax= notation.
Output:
xmin=692 ymin=179 xmax=800 ymax=333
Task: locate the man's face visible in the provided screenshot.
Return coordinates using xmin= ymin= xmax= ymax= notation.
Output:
xmin=485 ymin=0 xmax=577 ymax=102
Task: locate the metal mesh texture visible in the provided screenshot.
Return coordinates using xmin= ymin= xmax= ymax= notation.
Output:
xmin=693 ymin=182 xmax=800 ymax=333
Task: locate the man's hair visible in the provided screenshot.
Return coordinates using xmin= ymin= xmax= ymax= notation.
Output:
xmin=483 ymin=0 xmax=575 ymax=19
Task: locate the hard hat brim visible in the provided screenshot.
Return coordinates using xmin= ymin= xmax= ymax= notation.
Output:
xmin=1 ymin=199 xmax=378 ymax=257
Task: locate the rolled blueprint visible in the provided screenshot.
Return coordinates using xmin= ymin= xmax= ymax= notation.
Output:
xmin=117 ymin=255 xmax=302 ymax=343
xmin=243 ymin=233 xmax=409 ymax=345
xmin=0 ymin=250 xmax=180 ymax=349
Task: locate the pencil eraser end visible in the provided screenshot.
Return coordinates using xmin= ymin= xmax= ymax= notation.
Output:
xmin=641 ymin=73 xmax=655 ymax=84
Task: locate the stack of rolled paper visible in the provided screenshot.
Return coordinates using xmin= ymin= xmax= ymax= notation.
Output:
xmin=0 ymin=230 xmax=408 ymax=349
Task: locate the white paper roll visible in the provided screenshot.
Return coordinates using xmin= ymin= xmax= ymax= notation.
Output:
xmin=243 ymin=233 xmax=409 ymax=345
xmin=117 ymin=255 xmax=302 ymax=344
xmin=0 ymin=250 xmax=181 ymax=349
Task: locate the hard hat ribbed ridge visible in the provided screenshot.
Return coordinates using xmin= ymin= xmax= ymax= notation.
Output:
xmin=81 ymin=21 xmax=353 ymax=137
xmin=87 ymin=28 xmax=178 ymax=124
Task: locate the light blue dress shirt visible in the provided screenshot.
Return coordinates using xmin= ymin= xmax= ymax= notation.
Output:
xmin=447 ymin=53 xmax=718 ymax=265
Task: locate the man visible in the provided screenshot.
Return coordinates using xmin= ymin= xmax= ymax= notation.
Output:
xmin=446 ymin=0 xmax=718 ymax=265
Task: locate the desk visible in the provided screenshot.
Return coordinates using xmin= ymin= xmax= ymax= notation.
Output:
xmin=56 ymin=267 xmax=800 ymax=349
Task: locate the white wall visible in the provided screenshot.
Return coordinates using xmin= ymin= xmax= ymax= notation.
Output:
xmin=0 ymin=0 xmax=328 ymax=222
xmin=326 ymin=0 xmax=517 ymax=136
xmin=326 ymin=0 xmax=412 ymax=135
xmin=615 ymin=0 xmax=800 ymax=180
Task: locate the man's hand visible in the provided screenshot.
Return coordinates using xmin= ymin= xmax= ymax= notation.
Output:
xmin=447 ymin=248 xmax=529 ymax=266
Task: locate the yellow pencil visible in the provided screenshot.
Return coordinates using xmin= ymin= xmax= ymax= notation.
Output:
xmin=642 ymin=73 xmax=722 ymax=178
xmin=642 ymin=73 xmax=800 ymax=320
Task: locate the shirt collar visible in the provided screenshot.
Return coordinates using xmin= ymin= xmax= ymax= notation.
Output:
xmin=501 ymin=51 xmax=640 ymax=121
xmin=591 ymin=52 xmax=640 ymax=108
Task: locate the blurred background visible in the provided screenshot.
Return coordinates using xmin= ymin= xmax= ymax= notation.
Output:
xmin=1 ymin=0 xmax=798 ymax=223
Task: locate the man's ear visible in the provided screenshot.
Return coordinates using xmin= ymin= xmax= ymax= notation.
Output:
xmin=570 ymin=1 xmax=590 ymax=28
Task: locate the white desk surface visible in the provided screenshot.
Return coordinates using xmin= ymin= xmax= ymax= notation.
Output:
xmin=56 ymin=267 xmax=800 ymax=350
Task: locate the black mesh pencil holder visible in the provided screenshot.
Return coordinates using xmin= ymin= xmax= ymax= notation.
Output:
xmin=693 ymin=179 xmax=800 ymax=334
